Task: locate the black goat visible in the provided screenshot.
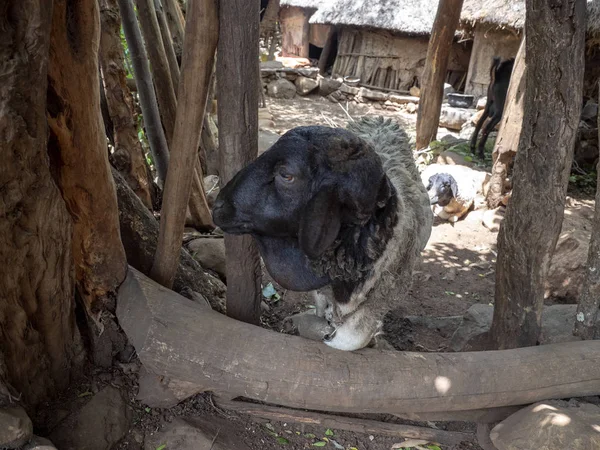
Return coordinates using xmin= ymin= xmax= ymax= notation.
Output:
xmin=470 ymin=57 xmax=515 ymax=159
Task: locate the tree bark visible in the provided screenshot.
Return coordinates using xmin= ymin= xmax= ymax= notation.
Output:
xmin=218 ymin=0 xmax=263 ymax=325
xmin=150 ymin=0 xmax=218 ymax=288
xmin=162 ymin=0 xmax=185 ymax=60
xmin=154 ymin=0 xmax=180 ymax=90
xmin=486 ymin=37 xmax=525 ymax=209
xmin=260 ymin=0 xmax=280 ymax=38
xmin=118 ymin=0 xmax=170 ymax=184
xmin=489 ymin=0 xmax=586 ymax=349
xmin=415 ymin=0 xmax=464 ymax=150
xmin=47 ymin=0 xmax=128 ymax=317
xmin=574 ymin=81 xmax=600 ymax=340
xmin=0 ymin=0 xmax=84 ymax=407
xmin=134 ymin=0 xmax=178 ymax=143
xmin=99 ymin=0 xmax=154 ymax=210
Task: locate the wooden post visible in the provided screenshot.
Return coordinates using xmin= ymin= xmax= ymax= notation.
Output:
xmin=415 ymin=0 xmax=464 ymax=150
xmin=154 ymin=0 xmax=181 ymax=90
xmin=218 ymin=0 xmax=262 ymax=324
xmin=486 ymin=37 xmax=525 ymax=209
xmin=318 ymin=27 xmax=335 ymax=75
xmin=150 ymin=0 xmax=218 ymax=288
xmin=489 ymin=0 xmax=586 ymax=349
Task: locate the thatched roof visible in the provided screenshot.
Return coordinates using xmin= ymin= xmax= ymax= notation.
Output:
xmin=280 ymin=0 xmax=328 ymax=10
xmin=309 ymin=0 xmax=439 ymax=36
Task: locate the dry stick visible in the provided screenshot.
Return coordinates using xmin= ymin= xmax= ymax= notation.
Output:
xmin=486 ymin=36 xmax=525 ymax=210
xmin=150 ymin=0 xmax=218 ymax=288
xmin=415 ymin=0 xmax=464 ymax=150
xmin=118 ymin=0 xmax=170 ymax=184
xmin=489 ymin=0 xmax=586 ymax=350
xmin=218 ymin=0 xmax=263 ymax=324
xmin=216 ymin=399 xmax=475 ymax=447
xmin=154 ymin=0 xmax=180 ymax=89
xmin=99 ymin=0 xmax=154 ymax=210
xmin=117 ymin=268 xmax=600 ymax=415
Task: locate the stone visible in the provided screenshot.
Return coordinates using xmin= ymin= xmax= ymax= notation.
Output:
xmin=459 ymin=121 xmax=476 ymax=140
xmin=450 ymin=304 xmax=581 ymax=352
xmin=203 ymin=175 xmax=219 ymax=208
xmin=443 ymin=82 xmax=455 ymax=97
xmin=339 ymin=83 xmax=360 ymax=96
xmin=389 ymin=94 xmax=420 ymax=104
xmin=581 ymin=101 xmax=598 ymax=121
xmin=297 ymin=68 xmax=319 ymax=78
xmin=477 ymin=96 xmax=488 ymax=110
xmin=266 ymin=78 xmax=296 ymax=99
xmin=439 ymin=107 xmax=475 ymax=131
xmin=318 ymin=76 xmax=342 ymax=96
xmin=260 ymin=60 xmax=284 ymax=70
xmin=359 ymin=87 xmax=388 ymax=102
xmin=471 ymin=108 xmax=485 ymax=125
xmin=409 ymin=86 xmax=421 ymax=97
xmin=482 ymin=207 xmax=505 ymax=232
xmin=405 ymin=103 xmax=418 ymax=114
xmin=295 ymin=76 xmax=319 ymax=95
xmin=286 ymin=311 xmax=334 ymax=341
xmin=0 ymin=406 xmax=33 ymax=449
xmin=258 ymin=129 xmax=280 ymax=154
xmin=22 ymin=436 xmax=58 ymax=450
xmin=187 ymin=237 xmax=226 ymax=279
xmin=137 ymin=366 xmax=201 ymax=409
xmin=437 ymin=150 xmax=475 ymax=167
xmin=144 ymin=417 xmax=251 ymax=450
xmin=49 ymin=386 xmax=132 ymax=450
xmin=327 ymin=90 xmax=345 ymax=103
xmin=490 ymin=400 xmax=600 ymax=450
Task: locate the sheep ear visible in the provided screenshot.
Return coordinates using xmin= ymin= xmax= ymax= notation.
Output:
xmin=450 ymin=177 xmax=459 ymax=198
xmin=299 ymin=188 xmax=341 ymax=259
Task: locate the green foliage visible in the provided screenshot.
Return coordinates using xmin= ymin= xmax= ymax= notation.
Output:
xmin=569 ymin=172 xmax=597 ymax=196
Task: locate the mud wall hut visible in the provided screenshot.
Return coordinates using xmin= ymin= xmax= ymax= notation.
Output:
xmin=279 ymin=0 xmax=333 ymax=59
xmin=309 ymin=0 xmax=472 ymax=92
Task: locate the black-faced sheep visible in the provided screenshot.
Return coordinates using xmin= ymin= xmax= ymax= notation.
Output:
xmin=212 ymin=117 xmax=433 ymax=351
xmin=421 ymin=163 xmax=491 ymax=223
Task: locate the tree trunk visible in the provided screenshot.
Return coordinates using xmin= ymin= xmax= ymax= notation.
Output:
xmin=134 ymin=0 xmax=178 ymax=143
xmin=486 ymin=37 xmax=525 ymax=209
xmin=162 ymin=0 xmax=185 ymax=60
xmin=0 ymin=0 xmax=84 ymax=407
xmin=150 ymin=0 xmax=218 ymax=288
xmin=99 ymin=70 xmax=115 ymax=147
xmin=118 ymin=0 xmax=170 ymax=184
xmin=415 ymin=0 xmax=464 ymax=150
xmin=489 ymin=0 xmax=586 ymax=349
xmin=318 ymin=28 xmax=335 ymax=75
xmin=260 ymin=0 xmax=280 ymax=38
xmin=99 ymin=0 xmax=155 ymax=210
xmin=574 ymin=80 xmax=600 ymax=340
xmin=218 ymin=0 xmax=262 ymax=325
xmin=155 ymin=0 xmax=180 ymax=90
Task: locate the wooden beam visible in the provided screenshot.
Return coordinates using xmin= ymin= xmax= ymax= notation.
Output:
xmin=117 ymin=268 xmax=600 ymax=415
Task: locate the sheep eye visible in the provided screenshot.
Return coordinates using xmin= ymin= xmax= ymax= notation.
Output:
xmin=278 ymin=171 xmax=295 ymax=183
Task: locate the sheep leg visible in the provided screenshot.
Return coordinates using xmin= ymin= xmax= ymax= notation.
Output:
xmin=470 ymin=103 xmax=492 ymax=154
xmin=313 ymin=287 xmax=333 ymax=318
xmin=477 ymin=114 xmax=502 ymax=160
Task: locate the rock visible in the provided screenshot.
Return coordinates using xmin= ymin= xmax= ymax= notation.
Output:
xmin=22 ymin=436 xmax=58 ymax=450
xmin=295 ymin=76 xmax=319 ymax=95
xmin=405 ymin=315 xmax=463 ymax=338
xmin=405 ymin=102 xmax=418 ymax=114
xmin=339 ymin=83 xmax=360 ymax=96
xmin=359 ymin=87 xmax=388 ymax=102
xmin=443 ymin=83 xmax=455 ymax=97
xmin=439 ymin=107 xmax=474 ymax=131
xmin=482 ymin=207 xmax=505 ymax=232
xmin=477 ymin=96 xmax=488 ymax=110
xmin=409 ymin=86 xmax=421 ymax=97
xmin=581 ymin=101 xmax=598 ymax=121
xmin=286 ymin=311 xmax=334 ymax=341
xmin=490 ymin=400 xmax=600 ymax=450
xmin=450 ymin=304 xmax=581 ymax=352
xmin=471 ymin=108 xmax=485 ymax=125
xmin=145 ymin=417 xmax=251 ymax=450
xmin=203 ymin=175 xmax=219 ymax=208
xmin=260 ymin=60 xmax=284 ymax=70
xmin=276 ymin=56 xmax=311 ymax=68
xmin=0 ymin=406 xmax=33 ymax=449
xmin=49 ymin=386 xmax=132 ymax=450
xmin=258 ymin=130 xmax=280 ymax=155
xmin=318 ymin=76 xmax=342 ymax=96
xmin=296 ymin=68 xmax=319 ymax=79
xmin=187 ymin=237 xmax=226 ymax=279
xmin=437 ymin=150 xmax=475 ymax=167
xmin=389 ymin=94 xmax=420 ymax=104
xmin=460 ymin=122 xmax=476 ymax=140
xmin=137 ymin=366 xmax=201 ymax=408
xmin=266 ymin=78 xmax=296 ymax=99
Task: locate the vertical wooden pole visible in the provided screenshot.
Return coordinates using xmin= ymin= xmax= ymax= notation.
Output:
xmin=415 ymin=0 xmax=464 ymax=150
xmin=218 ymin=0 xmax=263 ymax=324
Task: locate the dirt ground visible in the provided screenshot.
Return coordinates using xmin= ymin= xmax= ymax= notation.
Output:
xmin=34 ymin=96 xmax=585 ymax=450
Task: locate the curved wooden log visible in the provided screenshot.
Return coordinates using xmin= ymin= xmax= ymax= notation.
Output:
xmin=117 ymin=267 xmax=600 ymax=415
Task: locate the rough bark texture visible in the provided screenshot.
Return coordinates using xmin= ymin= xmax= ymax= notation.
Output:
xmin=489 ymin=0 xmax=586 ymax=349
xmin=415 ymin=0 xmax=464 ymax=150
xmin=150 ymin=0 xmax=217 ymax=288
xmin=118 ymin=0 xmax=170 ymax=184
xmin=99 ymin=0 xmax=154 ymax=210
xmin=218 ymin=0 xmax=262 ymax=324
xmin=162 ymin=0 xmax=185 ymax=59
xmin=47 ymin=0 xmax=128 ymax=316
xmin=117 ymin=268 xmax=600 ymax=415
xmin=574 ymin=84 xmax=600 ymax=340
xmin=112 ymin=168 xmax=225 ymax=308
xmin=134 ymin=0 xmax=178 ymax=143
xmin=486 ymin=38 xmax=525 ymax=209
xmin=0 ymin=0 xmax=84 ymax=407
xmin=154 ymin=0 xmax=180 ymax=90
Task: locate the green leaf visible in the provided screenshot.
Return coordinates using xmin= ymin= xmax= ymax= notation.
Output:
xmin=276 ymin=437 xmax=289 ymax=444
xmin=145 ymin=407 xmax=151 ymax=413
xmin=156 ymin=445 xmax=166 ymax=450
xmin=312 ymin=442 xmax=327 ymax=447
xmin=325 ymin=428 xmax=334 ymax=436
xmin=304 ymin=433 xmax=316 ymax=438
xmin=264 ymin=423 xmax=275 ymax=432
xmin=426 ymin=446 xmax=442 ymax=450
xmin=464 ymin=156 xmax=473 ymax=162
xmin=348 ymin=447 xmax=359 ymax=450
xmin=77 ymin=391 xmax=93 ymax=398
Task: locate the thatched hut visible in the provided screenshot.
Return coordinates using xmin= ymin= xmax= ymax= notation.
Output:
xmin=309 ymin=0 xmax=471 ymax=92
xmin=279 ymin=0 xmax=333 ymax=59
